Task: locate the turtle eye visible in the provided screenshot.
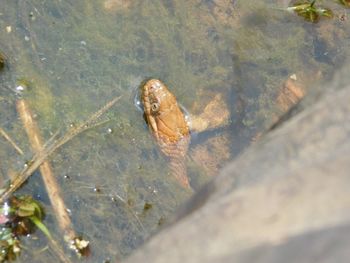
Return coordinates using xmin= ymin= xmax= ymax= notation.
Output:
xmin=151 ymin=102 xmax=160 ymax=112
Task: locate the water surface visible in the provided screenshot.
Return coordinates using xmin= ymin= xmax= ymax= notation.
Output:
xmin=0 ymin=0 xmax=349 ymax=262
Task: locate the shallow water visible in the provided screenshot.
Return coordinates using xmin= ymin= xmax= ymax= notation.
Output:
xmin=0 ymin=0 xmax=349 ymax=262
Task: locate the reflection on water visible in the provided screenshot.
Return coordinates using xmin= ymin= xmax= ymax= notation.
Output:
xmin=0 ymin=0 xmax=349 ymax=261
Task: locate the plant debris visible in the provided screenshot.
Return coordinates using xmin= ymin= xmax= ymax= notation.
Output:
xmin=0 ymin=195 xmax=50 ymax=262
xmin=67 ymin=236 xmax=90 ymax=258
xmin=287 ymin=0 xmax=333 ymax=23
xmin=0 ymin=52 xmax=6 ymax=71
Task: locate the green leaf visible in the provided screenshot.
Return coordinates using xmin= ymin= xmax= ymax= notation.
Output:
xmin=318 ymin=8 xmax=333 ymax=18
xmin=16 ymin=197 xmax=44 ymax=219
xmin=17 ymin=203 xmax=35 ymax=217
xmin=29 ymin=216 xmax=52 ymax=239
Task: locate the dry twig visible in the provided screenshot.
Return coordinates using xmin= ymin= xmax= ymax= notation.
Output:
xmin=16 ymin=98 xmax=77 ymax=244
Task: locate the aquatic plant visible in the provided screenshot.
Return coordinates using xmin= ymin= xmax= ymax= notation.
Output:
xmin=0 ymin=195 xmax=50 ymax=262
xmin=0 ymin=227 xmax=20 ymax=262
xmin=287 ymin=0 xmax=333 ymax=22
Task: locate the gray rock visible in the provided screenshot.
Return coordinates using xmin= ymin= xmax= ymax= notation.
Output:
xmin=124 ymin=62 xmax=350 ymax=263
xmin=236 ymin=222 xmax=350 ymax=263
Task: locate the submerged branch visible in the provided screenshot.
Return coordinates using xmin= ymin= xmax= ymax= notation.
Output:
xmin=16 ymin=98 xmax=77 ymax=248
xmin=0 ymin=127 xmax=24 ymax=155
xmin=0 ymin=95 xmax=121 ymax=202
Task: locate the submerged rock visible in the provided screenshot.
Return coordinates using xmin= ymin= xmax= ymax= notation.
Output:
xmin=123 ymin=61 xmax=350 ymax=263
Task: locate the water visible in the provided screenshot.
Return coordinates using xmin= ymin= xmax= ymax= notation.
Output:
xmin=0 ymin=0 xmax=349 ymax=262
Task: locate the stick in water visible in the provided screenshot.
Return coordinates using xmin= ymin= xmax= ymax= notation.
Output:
xmin=16 ymin=99 xmax=85 ymax=259
xmin=0 ymin=127 xmax=24 ymax=155
xmin=0 ymin=95 xmax=121 ymax=202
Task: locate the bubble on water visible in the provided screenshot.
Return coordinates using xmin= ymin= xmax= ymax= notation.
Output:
xmin=133 ymin=86 xmax=143 ymax=112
